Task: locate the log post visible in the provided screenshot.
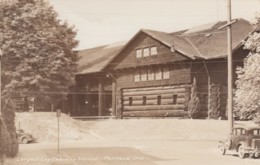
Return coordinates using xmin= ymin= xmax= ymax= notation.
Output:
xmin=98 ymin=80 xmax=104 ymax=116
xmin=72 ymin=86 xmax=78 ymax=116
xmin=112 ymin=81 xmax=117 ymax=116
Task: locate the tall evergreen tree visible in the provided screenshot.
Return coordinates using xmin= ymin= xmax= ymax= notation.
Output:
xmin=188 ymin=78 xmax=201 ymax=119
xmin=235 ymin=14 xmax=260 ymax=124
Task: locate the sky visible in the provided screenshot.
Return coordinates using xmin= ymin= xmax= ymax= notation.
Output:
xmin=49 ymin=0 xmax=260 ymax=50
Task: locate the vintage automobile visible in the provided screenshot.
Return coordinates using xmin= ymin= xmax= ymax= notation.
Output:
xmin=16 ymin=129 xmax=37 ymax=144
xmin=218 ymin=125 xmax=260 ymax=158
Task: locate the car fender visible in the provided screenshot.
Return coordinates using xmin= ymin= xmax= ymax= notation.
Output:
xmin=222 ymin=138 xmax=232 ymax=150
xmin=236 ymin=142 xmax=247 ymax=152
xmin=20 ymin=135 xmax=29 ymax=141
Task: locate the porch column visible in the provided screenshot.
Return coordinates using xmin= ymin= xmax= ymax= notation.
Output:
xmin=98 ymin=80 xmax=104 ymax=116
xmin=72 ymin=86 xmax=78 ymax=115
xmin=112 ymin=81 xmax=117 ymax=116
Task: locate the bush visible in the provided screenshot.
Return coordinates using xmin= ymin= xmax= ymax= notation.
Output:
xmin=234 ymin=14 xmax=260 ymax=125
xmin=188 ymin=78 xmax=201 ymax=119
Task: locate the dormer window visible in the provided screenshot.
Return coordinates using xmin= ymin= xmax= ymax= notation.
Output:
xmin=143 ymin=48 xmax=150 ymax=57
xmin=136 ymin=46 xmax=158 ymax=59
xmin=136 ymin=49 xmax=142 ymax=58
xmin=151 ymin=47 xmax=158 ymax=55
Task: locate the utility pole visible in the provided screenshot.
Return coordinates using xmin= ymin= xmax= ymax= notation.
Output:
xmin=0 ymin=1 xmax=5 ymax=164
xmin=218 ymin=0 xmax=236 ymax=135
xmin=226 ymin=0 xmax=234 ymax=135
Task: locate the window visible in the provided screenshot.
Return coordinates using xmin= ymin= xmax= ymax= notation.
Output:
xmin=143 ymin=96 xmax=147 ymax=105
xmin=237 ymin=129 xmax=241 ymax=135
xmin=143 ymin=48 xmax=150 ymax=57
xmin=134 ymin=73 xmax=140 ymax=82
xmin=136 ymin=49 xmax=142 ymax=58
xmin=253 ymin=130 xmax=259 ymax=136
xmin=163 ymin=67 xmax=170 ymax=79
xmin=242 ymin=129 xmax=246 ymax=135
xmin=129 ymin=97 xmax=133 ymax=106
xmin=134 ymin=67 xmax=168 ymax=82
xmin=148 ymin=69 xmax=154 ymax=81
xmin=151 ymin=47 xmax=158 ymax=55
xmin=173 ymin=95 xmax=177 ymax=104
xmin=157 ymin=96 xmax=161 ymax=105
xmin=141 ymin=70 xmax=147 ymax=81
xmin=155 ymin=69 xmax=162 ymax=80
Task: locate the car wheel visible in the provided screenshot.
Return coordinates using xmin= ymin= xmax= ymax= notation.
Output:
xmin=21 ymin=137 xmax=29 ymax=144
xmin=254 ymin=153 xmax=260 ymax=159
xmin=238 ymin=145 xmax=246 ymax=159
xmin=219 ymin=143 xmax=226 ymax=155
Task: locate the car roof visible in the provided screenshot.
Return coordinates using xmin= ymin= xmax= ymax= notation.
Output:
xmin=234 ymin=124 xmax=260 ymax=130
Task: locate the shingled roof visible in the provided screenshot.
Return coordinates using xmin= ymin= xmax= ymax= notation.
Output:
xmin=77 ymin=18 xmax=253 ymax=75
xmin=141 ymin=18 xmax=253 ymax=59
xmin=77 ymin=41 xmax=125 ymax=74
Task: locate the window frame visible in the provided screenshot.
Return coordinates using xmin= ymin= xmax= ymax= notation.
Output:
xmin=155 ymin=68 xmax=162 ymax=80
xmin=163 ymin=67 xmax=170 ymax=79
xmin=140 ymin=70 xmax=147 ymax=82
xmin=147 ymin=69 xmax=155 ymax=81
xmin=143 ymin=47 xmax=150 ymax=57
xmin=151 ymin=46 xmax=158 ymax=55
xmin=134 ymin=72 xmax=141 ymax=82
xmin=136 ymin=49 xmax=142 ymax=58
xmin=253 ymin=130 xmax=259 ymax=136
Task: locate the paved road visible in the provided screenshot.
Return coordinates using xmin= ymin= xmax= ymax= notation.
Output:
xmin=6 ymin=140 xmax=260 ymax=165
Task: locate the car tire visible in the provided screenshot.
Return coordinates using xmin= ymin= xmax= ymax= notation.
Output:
xmin=21 ymin=137 xmax=29 ymax=144
xmin=238 ymin=145 xmax=246 ymax=159
xmin=219 ymin=143 xmax=226 ymax=155
xmin=254 ymin=153 xmax=260 ymax=159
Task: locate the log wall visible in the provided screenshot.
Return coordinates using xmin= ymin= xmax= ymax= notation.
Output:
xmin=120 ymin=85 xmax=190 ymax=118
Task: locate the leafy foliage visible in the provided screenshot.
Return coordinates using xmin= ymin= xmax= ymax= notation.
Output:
xmin=235 ymin=14 xmax=260 ymax=125
xmin=0 ymin=0 xmax=78 ymax=157
xmin=0 ymin=0 xmax=78 ymax=110
xmin=188 ymin=78 xmax=201 ymax=119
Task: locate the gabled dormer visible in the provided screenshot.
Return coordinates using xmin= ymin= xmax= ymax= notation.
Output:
xmin=106 ymin=29 xmax=195 ymax=71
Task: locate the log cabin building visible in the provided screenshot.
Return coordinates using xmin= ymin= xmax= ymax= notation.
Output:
xmin=71 ymin=19 xmax=253 ymax=119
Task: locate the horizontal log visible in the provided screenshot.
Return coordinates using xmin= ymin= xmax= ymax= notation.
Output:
xmin=123 ymin=85 xmax=190 ymax=92
xmin=122 ymin=110 xmax=188 ymax=117
xmin=161 ymin=98 xmax=186 ymax=105
xmin=123 ymin=88 xmax=186 ymax=97
xmin=161 ymin=93 xmax=185 ymax=99
xmin=123 ymin=98 xmax=186 ymax=106
xmin=123 ymin=95 xmax=157 ymax=101
xmin=124 ymin=105 xmax=185 ymax=111
xmin=123 ymin=100 xmax=143 ymax=106
xmin=123 ymin=93 xmax=186 ymax=101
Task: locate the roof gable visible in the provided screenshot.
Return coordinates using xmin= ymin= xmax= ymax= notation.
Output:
xmin=77 ymin=18 xmax=254 ymax=75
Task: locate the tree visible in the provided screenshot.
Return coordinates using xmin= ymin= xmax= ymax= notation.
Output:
xmin=188 ymin=78 xmax=201 ymax=119
xmin=0 ymin=0 xmax=78 ymax=157
xmin=1 ymin=0 xmax=78 ymax=110
xmin=234 ymin=14 xmax=260 ymax=124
